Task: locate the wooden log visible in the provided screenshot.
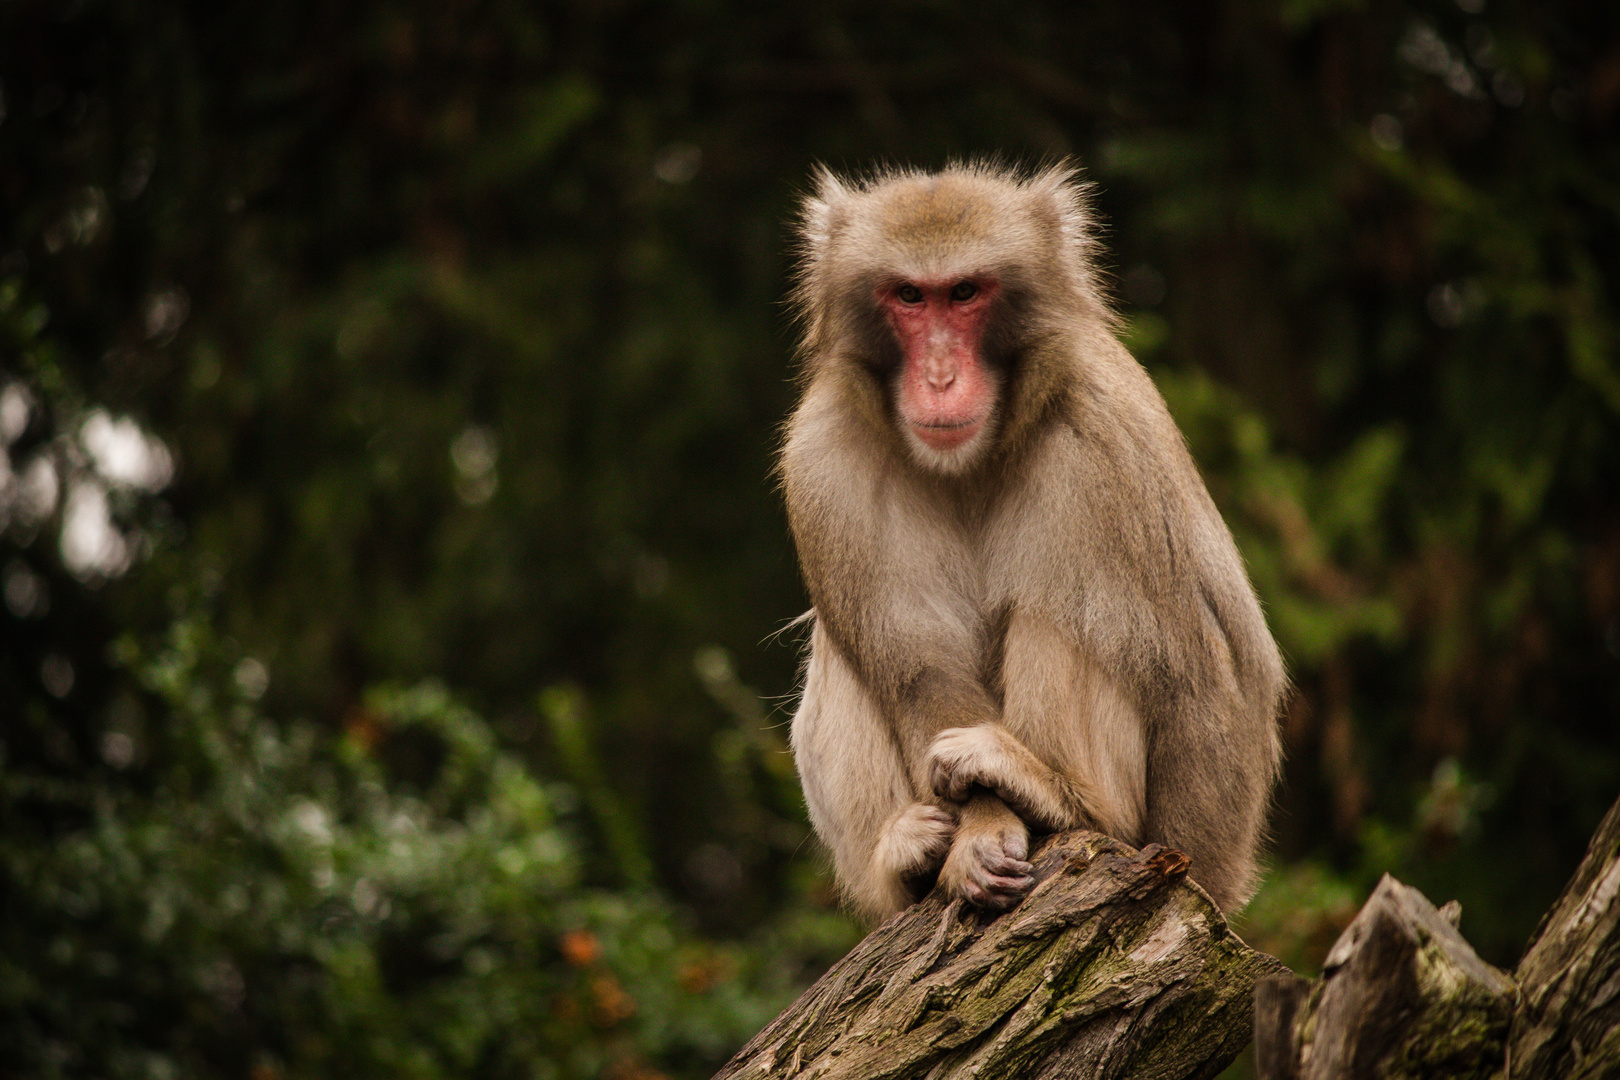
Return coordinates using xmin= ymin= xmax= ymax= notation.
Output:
xmin=1254 ymin=874 xmax=1515 ymax=1080
xmin=1252 ymin=973 xmax=1310 ymax=1080
xmin=714 ymin=830 xmax=1285 ymax=1080
xmin=1507 ymin=794 xmax=1620 ymax=1079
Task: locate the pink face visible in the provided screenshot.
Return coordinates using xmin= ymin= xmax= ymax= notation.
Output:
xmin=878 ymin=277 xmax=1000 ymax=460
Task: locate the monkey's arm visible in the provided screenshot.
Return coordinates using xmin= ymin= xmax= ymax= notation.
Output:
xmin=926 ymin=613 xmax=1149 ymax=845
xmin=783 ymin=402 xmax=1040 ymax=913
xmin=1141 ymin=669 xmax=1281 ymax=912
xmin=804 ymin=619 xmax=1040 ymax=914
xmin=791 ymin=621 xmax=957 ymax=920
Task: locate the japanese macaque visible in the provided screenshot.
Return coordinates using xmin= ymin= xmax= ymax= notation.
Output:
xmin=781 ymin=163 xmax=1285 ymax=921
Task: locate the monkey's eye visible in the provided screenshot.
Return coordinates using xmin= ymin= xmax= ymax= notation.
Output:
xmin=895 ymin=283 xmax=923 ymax=305
xmin=950 ymin=281 xmax=979 ymax=302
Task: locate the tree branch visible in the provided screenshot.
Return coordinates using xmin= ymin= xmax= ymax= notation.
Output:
xmin=715 ymin=830 xmax=1285 ymax=1080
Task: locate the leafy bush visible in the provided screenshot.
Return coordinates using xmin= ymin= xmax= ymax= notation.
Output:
xmin=0 ymin=618 xmax=842 ymax=1079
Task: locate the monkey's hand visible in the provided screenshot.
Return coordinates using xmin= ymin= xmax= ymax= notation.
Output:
xmin=928 ymin=725 xmax=1004 ymax=802
xmin=937 ymin=796 xmax=1034 ymax=910
xmin=933 ymin=725 xmax=1043 ymax=809
xmin=927 ymin=725 xmax=1076 ymax=831
xmin=874 ymin=803 xmax=956 ymax=888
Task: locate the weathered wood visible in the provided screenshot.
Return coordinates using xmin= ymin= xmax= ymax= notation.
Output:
xmin=1252 ymin=974 xmax=1309 ymax=1080
xmin=1507 ymin=794 xmax=1620 ymax=1080
xmin=714 ymin=830 xmax=1285 ymax=1080
xmin=1254 ymin=874 xmax=1515 ymax=1080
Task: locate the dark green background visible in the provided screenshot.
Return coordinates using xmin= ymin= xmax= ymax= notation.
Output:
xmin=2 ymin=1 xmax=1617 ymax=1077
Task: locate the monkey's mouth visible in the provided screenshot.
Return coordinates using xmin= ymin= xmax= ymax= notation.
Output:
xmin=911 ymin=417 xmax=983 ymax=451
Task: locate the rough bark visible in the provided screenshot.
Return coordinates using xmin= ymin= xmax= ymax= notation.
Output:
xmin=1507 ymin=794 xmax=1620 ymax=1079
xmin=1252 ymin=874 xmax=1515 ymax=1080
xmin=1252 ymin=973 xmax=1310 ymax=1080
xmin=714 ymin=830 xmax=1285 ymax=1080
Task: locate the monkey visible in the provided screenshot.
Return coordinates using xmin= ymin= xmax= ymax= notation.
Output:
xmin=780 ymin=162 xmax=1285 ymax=921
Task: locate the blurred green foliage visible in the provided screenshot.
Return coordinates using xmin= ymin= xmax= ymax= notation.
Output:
xmin=1 ymin=0 xmax=1617 ymax=1076
xmin=3 ymin=616 xmax=840 ymax=1078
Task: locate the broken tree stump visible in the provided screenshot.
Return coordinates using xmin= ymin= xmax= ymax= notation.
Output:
xmin=1256 ymin=792 xmax=1620 ymax=1080
xmin=713 ymin=830 xmax=1285 ymax=1080
xmin=1507 ymin=794 xmax=1620 ymax=1079
xmin=1253 ymin=874 xmax=1515 ymax=1080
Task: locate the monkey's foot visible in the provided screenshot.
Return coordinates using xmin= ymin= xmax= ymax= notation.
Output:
xmin=938 ymin=817 xmax=1034 ymax=911
xmin=875 ymin=803 xmax=956 ymax=883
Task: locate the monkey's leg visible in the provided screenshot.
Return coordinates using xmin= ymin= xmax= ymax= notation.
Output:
xmin=928 ymin=614 xmax=1147 ymax=843
xmin=935 ymin=793 xmax=1035 ymax=910
xmin=792 ymin=622 xmax=956 ymax=920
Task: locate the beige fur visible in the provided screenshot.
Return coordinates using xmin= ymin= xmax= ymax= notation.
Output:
xmin=782 ymin=163 xmax=1285 ymax=920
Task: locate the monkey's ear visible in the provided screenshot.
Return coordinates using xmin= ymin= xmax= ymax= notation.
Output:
xmin=1025 ymin=162 xmax=1095 ymax=255
xmin=800 ymin=165 xmax=854 ymax=260
xmin=1025 ymin=163 xmax=1111 ymax=309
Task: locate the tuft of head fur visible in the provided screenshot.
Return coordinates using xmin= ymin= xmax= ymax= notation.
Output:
xmin=791 ymin=161 xmax=1114 ymax=361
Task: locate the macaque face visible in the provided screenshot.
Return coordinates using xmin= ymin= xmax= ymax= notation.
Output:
xmin=878 ymin=275 xmax=1002 ymax=471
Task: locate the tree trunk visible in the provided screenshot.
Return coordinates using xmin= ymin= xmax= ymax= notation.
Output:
xmin=1506 ymin=794 xmax=1620 ymax=1079
xmin=714 ymin=830 xmax=1285 ymax=1080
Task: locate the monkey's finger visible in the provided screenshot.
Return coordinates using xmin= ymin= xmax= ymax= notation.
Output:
xmin=962 ymin=881 xmax=1018 ymax=908
xmin=976 ymin=874 xmax=1035 ymax=907
xmin=968 ymin=855 xmax=1034 ymax=891
xmin=981 ymin=869 xmax=1034 ymax=890
xmin=929 ymin=762 xmax=969 ymax=802
xmin=946 ymin=767 xmax=980 ymax=802
xmin=987 ymin=856 xmax=1034 ymax=878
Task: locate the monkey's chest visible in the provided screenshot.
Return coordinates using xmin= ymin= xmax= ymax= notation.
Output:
xmin=864 ymin=537 xmax=1026 ymax=663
